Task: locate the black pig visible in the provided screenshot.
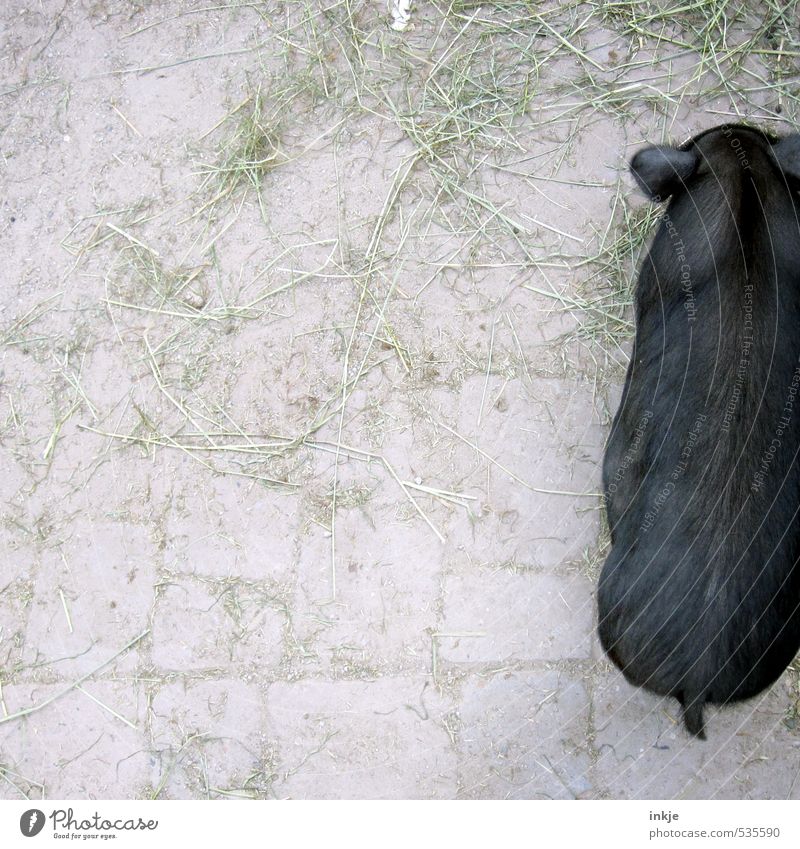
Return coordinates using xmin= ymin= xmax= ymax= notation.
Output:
xmin=598 ymin=124 xmax=800 ymax=738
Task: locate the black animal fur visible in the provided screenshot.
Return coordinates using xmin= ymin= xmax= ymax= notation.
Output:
xmin=598 ymin=124 xmax=800 ymax=739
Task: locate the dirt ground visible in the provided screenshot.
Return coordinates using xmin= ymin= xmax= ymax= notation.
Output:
xmin=1 ymin=0 xmax=799 ymax=800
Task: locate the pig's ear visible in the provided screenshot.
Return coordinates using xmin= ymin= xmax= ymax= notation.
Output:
xmin=630 ymin=145 xmax=699 ymax=201
xmin=772 ymin=134 xmax=800 ymax=182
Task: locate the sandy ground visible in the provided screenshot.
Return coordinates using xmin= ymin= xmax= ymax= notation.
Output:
xmin=1 ymin=0 xmax=799 ymax=800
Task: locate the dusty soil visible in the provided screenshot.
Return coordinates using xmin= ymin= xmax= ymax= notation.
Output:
xmin=1 ymin=0 xmax=799 ymax=799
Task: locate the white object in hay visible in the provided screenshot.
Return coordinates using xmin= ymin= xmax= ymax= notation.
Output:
xmin=390 ymin=0 xmax=413 ymax=31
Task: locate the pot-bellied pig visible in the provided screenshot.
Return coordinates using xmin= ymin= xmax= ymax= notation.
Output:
xmin=598 ymin=124 xmax=800 ymax=738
